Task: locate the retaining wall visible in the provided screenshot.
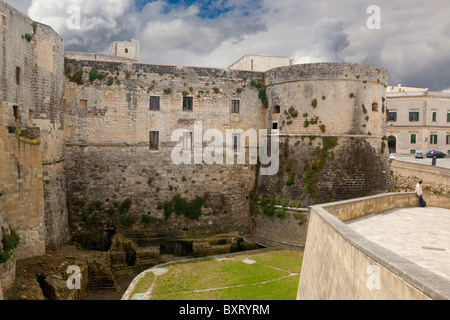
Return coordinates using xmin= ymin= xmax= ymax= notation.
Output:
xmin=297 ymin=192 xmax=450 ymax=300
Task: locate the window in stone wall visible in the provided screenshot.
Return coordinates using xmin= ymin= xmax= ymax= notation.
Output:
xmin=149 ymin=131 xmax=159 ymax=150
xmin=13 ymin=105 xmax=20 ymax=120
xmin=183 ymin=132 xmax=192 ymax=150
xmin=272 ymin=122 xmax=278 ymax=129
xmin=125 ymin=48 xmax=128 ymax=53
xmin=410 ymin=133 xmax=416 ymax=144
xmin=231 ymin=99 xmax=240 ymax=113
xmin=273 ymin=105 xmax=280 ymax=114
xmin=447 ymin=112 xmax=450 ymax=122
xmin=182 ymin=96 xmax=193 ymax=111
xmin=432 ymin=111 xmax=437 ymax=122
xmin=372 ymin=102 xmax=378 ymax=112
xmin=446 ymin=134 xmax=450 ymax=145
xmin=409 ymin=111 xmax=419 ymax=122
xmin=16 ymin=67 xmax=21 ymax=85
xmin=149 ymin=96 xmax=160 ymax=111
xmin=430 ymin=134 xmax=438 ymax=145
xmin=79 ymin=99 xmax=87 ymax=110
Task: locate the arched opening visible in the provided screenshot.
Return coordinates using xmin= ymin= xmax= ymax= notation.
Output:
xmin=388 ymin=136 xmax=396 ymax=153
xmin=273 ymin=105 xmax=280 ymax=114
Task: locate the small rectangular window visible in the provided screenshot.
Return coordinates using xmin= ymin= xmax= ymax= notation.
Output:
xmin=388 ymin=111 xmax=397 ymax=122
xmin=16 ymin=67 xmax=21 ymax=85
xmin=430 ymin=134 xmax=438 ymax=145
xmin=272 ymin=122 xmax=278 ymax=129
xmin=182 ymin=96 xmax=193 ymax=111
xmin=231 ymin=100 xmax=240 ymax=113
xmin=183 ymin=132 xmax=192 ymax=150
xmin=410 ymin=149 xmax=416 ymax=154
xmin=409 ymin=111 xmax=419 ymax=122
xmin=79 ymin=99 xmax=87 ymax=110
xmin=149 ymin=96 xmax=160 ymax=111
xmin=149 ymin=131 xmax=159 ymax=150
xmin=13 ymin=105 xmax=20 ymax=120
xmin=372 ymin=103 xmax=378 ymax=112
xmin=125 ymin=48 xmax=128 ymax=53
xmin=447 ymin=112 xmax=450 ymax=122
xmin=446 ymin=135 xmax=450 ymax=145
xmin=410 ymin=134 xmax=416 ymax=144
xmin=432 ymin=111 xmax=437 ymax=122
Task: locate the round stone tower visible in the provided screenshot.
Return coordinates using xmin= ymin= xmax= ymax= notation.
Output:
xmin=258 ymin=62 xmax=393 ymax=206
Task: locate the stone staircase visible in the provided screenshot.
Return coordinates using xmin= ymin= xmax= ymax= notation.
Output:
xmin=88 ymin=270 xmax=118 ymax=292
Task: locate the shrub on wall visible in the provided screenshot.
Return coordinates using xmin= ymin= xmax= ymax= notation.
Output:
xmin=0 ymin=230 xmax=20 ymax=263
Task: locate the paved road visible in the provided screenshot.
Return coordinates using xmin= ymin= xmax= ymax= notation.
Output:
xmin=392 ymin=154 xmax=450 ymax=169
xmin=347 ymin=207 xmax=450 ymax=281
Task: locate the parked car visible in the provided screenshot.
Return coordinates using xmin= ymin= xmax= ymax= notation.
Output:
xmin=427 ymin=150 xmax=446 ymax=158
xmin=389 ymin=153 xmax=396 ymax=160
xmin=414 ymin=151 xmax=424 ymax=159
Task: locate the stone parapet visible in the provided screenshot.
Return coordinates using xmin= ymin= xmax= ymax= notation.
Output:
xmin=298 ymin=192 xmax=450 ymax=300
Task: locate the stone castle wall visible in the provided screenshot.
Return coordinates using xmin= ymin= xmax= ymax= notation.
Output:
xmin=258 ymin=63 xmax=393 ymax=206
xmin=0 ymin=0 xmax=395 ymax=259
xmin=0 ymin=0 xmax=68 ymax=256
xmin=63 ymin=58 xmax=267 ymax=247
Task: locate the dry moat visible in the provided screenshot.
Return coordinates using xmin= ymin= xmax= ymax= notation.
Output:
xmin=8 ymin=232 xmax=261 ymax=300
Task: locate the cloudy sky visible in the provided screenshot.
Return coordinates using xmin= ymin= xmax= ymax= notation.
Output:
xmin=6 ymin=0 xmax=450 ymax=91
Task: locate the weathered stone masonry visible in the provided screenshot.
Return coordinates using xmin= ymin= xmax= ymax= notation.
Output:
xmin=63 ymin=59 xmax=267 ymax=248
xmin=1 ymin=0 xmax=394 ymax=264
xmin=0 ymin=0 xmax=68 ymax=259
xmin=258 ymin=63 xmax=393 ymax=206
xmin=63 ymin=59 xmax=394 ymax=249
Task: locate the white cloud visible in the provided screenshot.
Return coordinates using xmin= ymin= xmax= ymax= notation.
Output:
xmin=14 ymin=0 xmax=450 ymax=91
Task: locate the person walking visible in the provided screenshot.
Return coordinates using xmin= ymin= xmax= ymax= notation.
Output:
xmin=415 ymin=180 xmax=426 ymax=207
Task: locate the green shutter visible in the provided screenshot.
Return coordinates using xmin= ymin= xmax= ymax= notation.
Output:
xmin=432 ymin=112 xmax=437 ymax=122
xmin=410 ymin=134 xmax=416 ymax=144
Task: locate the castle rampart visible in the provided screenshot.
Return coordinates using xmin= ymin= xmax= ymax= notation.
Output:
xmin=0 ymin=0 xmax=68 ymax=258
xmin=258 ymin=63 xmax=393 ymax=206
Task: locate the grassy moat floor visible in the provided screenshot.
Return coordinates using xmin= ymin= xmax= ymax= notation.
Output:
xmin=124 ymin=248 xmax=303 ymax=300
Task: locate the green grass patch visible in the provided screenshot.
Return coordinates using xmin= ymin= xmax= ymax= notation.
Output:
xmin=130 ymin=272 xmax=155 ymax=298
xmin=154 ymin=276 xmax=299 ymax=300
xmin=139 ymin=249 xmax=302 ymax=300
